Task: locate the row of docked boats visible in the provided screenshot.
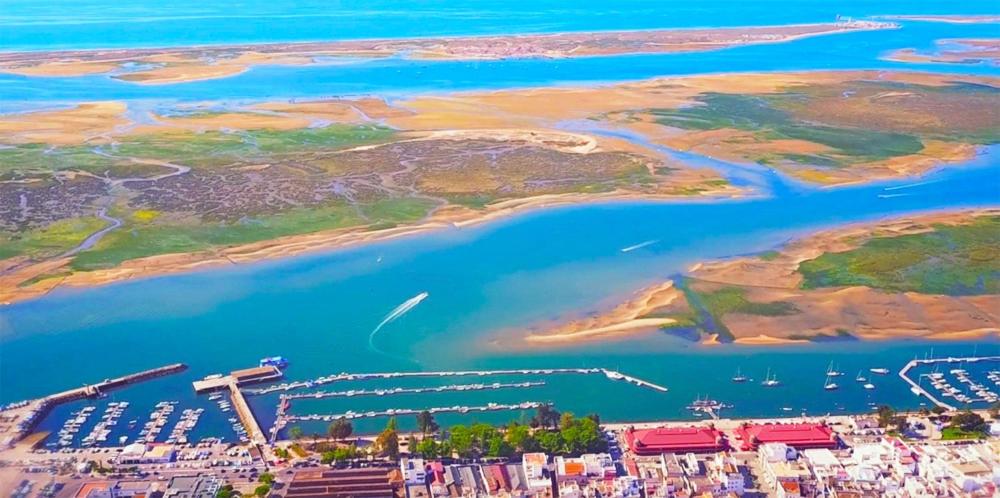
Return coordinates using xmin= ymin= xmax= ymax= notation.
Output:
xmin=138 ymin=401 xmax=176 ymax=443
xmin=166 ymin=407 xmax=203 ymax=444
xmin=287 ymin=401 xmax=543 ymax=422
xmin=81 ymin=401 xmax=130 ymax=447
xmin=54 ymin=406 xmax=96 ymax=447
xmin=924 ymin=368 xmax=999 ymax=405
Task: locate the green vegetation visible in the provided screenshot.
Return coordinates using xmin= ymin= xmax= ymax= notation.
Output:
xmin=113 ymin=125 xmax=396 ymax=168
xmin=655 ymin=280 xmax=798 ymax=342
xmin=650 ymin=92 xmax=924 ymax=166
xmin=408 ymin=407 xmax=605 ymax=460
xmin=327 ymin=417 xmax=354 ymax=441
xmin=941 ymin=427 xmax=986 ymax=440
xmin=320 ymin=445 xmax=359 ymax=464
xmin=69 ymin=203 xmax=370 ymax=270
xmin=941 ymin=411 xmax=988 ymax=440
xmin=375 ymin=417 xmax=400 ymax=459
xmin=0 ymin=217 xmax=108 ymax=260
xmin=215 ymin=485 xmax=239 ymax=498
xmin=799 ymin=216 xmax=1000 ymax=295
xmin=698 ymin=286 xmax=799 ymax=317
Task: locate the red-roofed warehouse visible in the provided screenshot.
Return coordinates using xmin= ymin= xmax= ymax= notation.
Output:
xmin=734 ymin=423 xmax=838 ymax=451
xmin=624 ymin=426 xmax=727 ymax=455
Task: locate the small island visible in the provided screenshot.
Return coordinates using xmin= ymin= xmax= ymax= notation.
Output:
xmin=523 ymin=209 xmax=1000 ymax=345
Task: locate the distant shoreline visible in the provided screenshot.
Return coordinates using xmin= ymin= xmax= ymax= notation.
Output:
xmin=0 ymin=22 xmax=896 ymax=85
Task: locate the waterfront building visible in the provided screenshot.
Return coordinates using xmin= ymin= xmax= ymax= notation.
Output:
xmin=163 ymin=475 xmax=222 ymax=498
xmin=624 ymin=426 xmax=726 ymax=455
xmin=116 ymin=443 xmax=176 ymax=465
xmin=734 ymin=423 xmax=837 ymax=451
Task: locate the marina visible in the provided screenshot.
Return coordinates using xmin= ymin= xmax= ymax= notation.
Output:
xmin=899 ymin=355 xmax=1000 ymax=411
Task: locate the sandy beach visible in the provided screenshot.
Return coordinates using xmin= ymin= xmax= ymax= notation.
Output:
xmin=509 ymin=208 xmax=1000 ymax=348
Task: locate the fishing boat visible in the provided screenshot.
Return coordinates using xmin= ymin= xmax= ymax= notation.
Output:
xmin=731 ymin=367 xmax=748 ymax=383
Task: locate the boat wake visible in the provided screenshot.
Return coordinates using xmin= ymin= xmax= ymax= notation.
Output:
xmin=883 ymin=179 xmax=940 ymax=191
xmin=620 ymin=239 xmax=659 ymax=253
xmin=369 ymin=292 xmax=429 ymax=353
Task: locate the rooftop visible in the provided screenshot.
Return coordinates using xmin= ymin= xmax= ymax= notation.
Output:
xmin=624 ymin=426 xmax=726 ymax=455
xmin=735 ymin=423 xmax=836 ymax=450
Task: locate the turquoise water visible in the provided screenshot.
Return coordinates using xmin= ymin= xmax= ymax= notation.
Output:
xmin=3 ymin=150 xmax=999 ymax=442
xmin=2 ymin=0 xmax=996 ymax=51
xmin=1 ymin=0 xmax=999 ymax=443
xmin=3 ymin=18 xmax=1000 ymax=104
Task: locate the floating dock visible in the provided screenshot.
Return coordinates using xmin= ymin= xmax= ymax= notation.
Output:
xmin=281 ymin=402 xmax=544 ymax=424
xmin=248 ymin=367 xmax=667 ymax=395
xmin=280 ymin=381 xmax=544 ymax=401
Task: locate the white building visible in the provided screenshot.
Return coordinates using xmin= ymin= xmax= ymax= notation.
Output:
xmin=523 ymin=453 xmax=551 ymax=490
xmin=400 ymin=458 xmax=427 ymax=485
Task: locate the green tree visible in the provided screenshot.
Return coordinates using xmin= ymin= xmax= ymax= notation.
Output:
xmin=288 ymin=426 xmax=304 ymax=440
xmin=216 ymin=485 xmax=238 ymax=498
xmin=505 ymin=423 xmax=538 ymax=453
xmin=931 ymin=406 xmax=947 ymax=416
xmin=486 ymin=433 xmax=514 ymax=458
xmin=537 ymin=430 xmax=563 ymax=454
xmin=448 ymin=425 xmax=475 ymax=458
xmin=533 ymin=405 xmax=561 ymax=430
xmin=253 ymin=484 xmax=270 ymax=498
xmin=988 ymin=402 xmax=999 ymax=419
xmin=415 ymin=437 xmax=442 ymax=458
xmin=950 ymin=411 xmax=987 ymax=433
xmin=876 ymin=405 xmax=896 ymax=428
xmin=328 ymin=417 xmax=353 ymax=441
xmin=416 ymin=410 xmax=440 ymax=434
xmin=258 ymin=473 xmax=275 ymax=485
xmin=376 ymin=417 xmax=400 ymax=459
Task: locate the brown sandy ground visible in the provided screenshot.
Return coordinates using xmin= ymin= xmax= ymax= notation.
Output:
xmin=886 ymin=38 xmax=1000 ymax=66
xmin=2 ymin=70 xmax=997 ymax=303
xmin=0 ymin=22 xmax=894 ymax=84
xmin=517 ymin=209 xmax=1000 ymax=347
